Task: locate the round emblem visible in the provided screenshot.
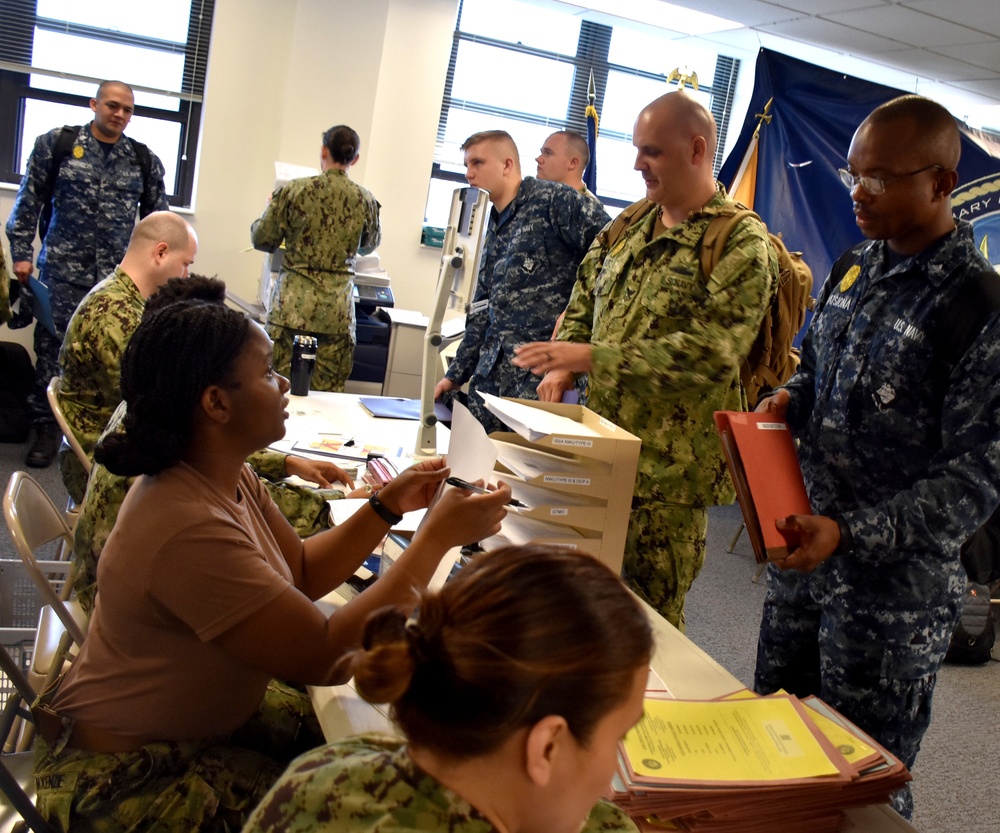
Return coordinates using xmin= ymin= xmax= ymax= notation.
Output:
xmin=839 ymin=265 xmax=860 ymax=293
xmin=72 ymin=145 xmax=84 ymax=159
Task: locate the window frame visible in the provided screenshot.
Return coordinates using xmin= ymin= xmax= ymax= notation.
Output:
xmin=0 ymin=0 xmax=214 ymax=208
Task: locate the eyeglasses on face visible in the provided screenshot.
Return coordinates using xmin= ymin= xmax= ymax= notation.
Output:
xmin=838 ymin=164 xmax=943 ymax=196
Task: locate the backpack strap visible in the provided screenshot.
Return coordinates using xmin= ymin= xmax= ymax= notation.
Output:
xmin=699 ymin=203 xmax=758 ymax=280
xmin=939 ymin=269 xmax=1000 ymax=366
xmin=599 ymin=198 xmax=657 ymax=252
xmin=126 ymin=136 xmax=153 ymax=196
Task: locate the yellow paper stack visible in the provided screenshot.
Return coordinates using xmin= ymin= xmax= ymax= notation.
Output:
xmin=612 ymin=690 xmax=911 ymax=833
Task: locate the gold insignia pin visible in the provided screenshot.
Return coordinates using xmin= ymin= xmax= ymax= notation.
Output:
xmin=839 ymin=265 xmax=860 ymax=293
xmin=72 ymin=145 xmax=84 ymax=159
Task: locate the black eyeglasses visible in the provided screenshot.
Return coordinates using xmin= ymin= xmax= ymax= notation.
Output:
xmin=838 ymin=164 xmax=943 ymax=196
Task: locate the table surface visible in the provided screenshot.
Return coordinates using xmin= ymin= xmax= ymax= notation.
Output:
xmin=290 ymin=392 xmax=917 ymax=833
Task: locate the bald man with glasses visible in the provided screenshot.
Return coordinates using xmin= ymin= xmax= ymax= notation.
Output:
xmin=753 ymin=95 xmax=1000 ymax=820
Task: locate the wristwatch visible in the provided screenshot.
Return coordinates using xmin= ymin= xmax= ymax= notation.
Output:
xmin=368 ymin=492 xmax=403 ymax=526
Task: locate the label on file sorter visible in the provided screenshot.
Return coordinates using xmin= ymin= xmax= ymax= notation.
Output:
xmin=543 ymin=475 xmax=591 ymax=486
xmin=552 ymin=437 xmax=594 ymax=448
xmin=756 ymin=422 xmax=788 ymax=431
xmin=549 ymin=508 xmax=569 ymax=516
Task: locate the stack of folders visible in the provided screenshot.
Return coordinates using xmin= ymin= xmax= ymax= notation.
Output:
xmin=612 ymin=690 xmax=911 ymax=833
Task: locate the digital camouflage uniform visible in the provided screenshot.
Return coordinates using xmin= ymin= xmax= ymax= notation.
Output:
xmin=251 ymin=168 xmax=381 ymax=392
xmin=4 ymin=123 xmax=168 ymax=426
xmin=73 ymin=405 xmax=340 ymax=614
xmin=34 ymin=679 xmax=323 ymax=833
xmin=243 ymin=733 xmax=639 ymax=833
xmin=559 ymin=186 xmax=778 ymax=630
xmin=56 ymin=267 xmax=144 ymax=503
xmin=754 ymin=223 xmax=1000 ymax=819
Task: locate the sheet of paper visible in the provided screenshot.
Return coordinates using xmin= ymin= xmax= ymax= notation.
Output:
xmin=484 ymin=512 xmax=583 ymax=546
xmin=445 ymin=401 xmax=498 ymax=484
xmin=479 ymin=391 xmax=600 ymax=441
xmin=493 ymin=439 xmax=594 ymax=480
xmin=328 ymin=497 xmax=426 ymax=532
xmin=621 ymin=695 xmax=846 ymax=785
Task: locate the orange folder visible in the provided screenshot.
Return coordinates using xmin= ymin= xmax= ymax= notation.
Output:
xmin=713 ymin=411 xmax=812 ymax=562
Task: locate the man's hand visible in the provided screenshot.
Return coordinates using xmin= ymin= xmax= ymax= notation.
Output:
xmin=770 ymin=514 xmax=840 ymax=574
xmin=284 ymin=455 xmax=354 ymax=489
xmin=536 ymin=370 xmax=576 ymax=403
xmin=13 ymin=261 xmax=33 ymax=284
xmin=434 ymin=377 xmax=458 ymax=400
xmin=512 ymin=341 xmax=591 ymax=376
xmin=755 ymin=388 xmax=790 ymax=417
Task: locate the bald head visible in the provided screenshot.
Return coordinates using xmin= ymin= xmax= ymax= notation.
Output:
xmin=121 ymin=212 xmax=198 ymax=298
xmin=633 ymin=91 xmax=719 ymax=223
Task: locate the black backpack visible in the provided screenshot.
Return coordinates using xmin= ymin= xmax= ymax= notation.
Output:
xmin=37 ymin=125 xmax=153 ymax=240
xmin=0 ymin=341 xmax=34 ymax=443
xmin=945 ymin=582 xmax=996 ymax=665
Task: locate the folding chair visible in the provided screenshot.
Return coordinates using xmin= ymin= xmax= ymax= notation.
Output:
xmin=4 ymin=472 xmax=88 ymax=648
xmin=45 ymin=377 xmax=91 ymax=480
xmin=0 ymin=637 xmax=58 ymax=833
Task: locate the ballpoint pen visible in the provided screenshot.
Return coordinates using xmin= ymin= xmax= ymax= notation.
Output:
xmin=445 ymin=476 xmax=528 ymax=508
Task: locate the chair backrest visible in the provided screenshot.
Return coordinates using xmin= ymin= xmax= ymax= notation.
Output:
xmin=0 ymin=640 xmax=57 ymax=833
xmin=46 ymin=376 xmax=91 ymax=476
xmin=4 ymin=472 xmax=88 ymax=647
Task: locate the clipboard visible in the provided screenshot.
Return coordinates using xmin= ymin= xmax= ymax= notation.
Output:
xmin=713 ymin=411 xmax=812 ymax=563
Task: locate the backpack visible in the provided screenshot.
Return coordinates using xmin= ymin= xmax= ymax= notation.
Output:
xmin=0 ymin=341 xmax=34 ymax=443
xmin=37 ymin=125 xmax=154 ymax=240
xmin=944 ymin=582 xmax=996 ymax=664
xmin=598 ymin=198 xmax=815 ymax=408
xmin=700 ymin=204 xmax=815 ymax=408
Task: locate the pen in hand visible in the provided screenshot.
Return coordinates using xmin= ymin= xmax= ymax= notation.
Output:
xmin=445 ymin=476 xmax=528 ymax=508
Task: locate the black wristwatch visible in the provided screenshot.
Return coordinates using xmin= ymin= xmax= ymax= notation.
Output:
xmin=368 ymin=492 xmax=403 ymax=526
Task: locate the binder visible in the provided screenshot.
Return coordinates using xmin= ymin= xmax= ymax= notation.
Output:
xmin=713 ymin=411 xmax=812 ymax=562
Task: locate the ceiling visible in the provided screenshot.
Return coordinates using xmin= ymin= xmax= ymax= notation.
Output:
xmin=659 ymin=0 xmax=1000 ymax=108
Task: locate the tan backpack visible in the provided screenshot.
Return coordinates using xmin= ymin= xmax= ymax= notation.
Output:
xmin=700 ymin=203 xmax=815 ymax=408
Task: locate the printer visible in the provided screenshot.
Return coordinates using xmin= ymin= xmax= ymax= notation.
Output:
xmin=349 ymin=253 xmax=394 ymax=392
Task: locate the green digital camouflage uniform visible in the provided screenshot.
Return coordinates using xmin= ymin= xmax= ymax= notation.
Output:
xmin=0 ymin=246 xmax=11 ymax=323
xmin=244 ymin=733 xmax=639 ymax=833
xmin=34 ymin=679 xmax=323 ymax=833
xmin=559 ymin=186 xmax=778 ymax=629
xmin=251 ymin=168 xmax=381 ymax=392
xmin=73 ymin=406 xmax=340 ymax=614
xmin=56 ymin=266 xmax=144 ymax=503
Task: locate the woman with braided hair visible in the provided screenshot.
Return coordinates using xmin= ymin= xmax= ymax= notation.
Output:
xmin=33 ymin=300 xmax=509 ymax=832
xmin=246 ymin=544 xmax=654 ymax=833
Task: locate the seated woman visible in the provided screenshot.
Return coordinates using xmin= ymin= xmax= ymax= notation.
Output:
xmin=34 ymin=299 xmax=509 ymax=832
xmin=245 ymin=544 xmax=654 ymax=833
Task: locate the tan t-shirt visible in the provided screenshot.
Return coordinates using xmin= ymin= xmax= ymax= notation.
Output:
xmin=55 ymin=462 xmax=295 ymax=742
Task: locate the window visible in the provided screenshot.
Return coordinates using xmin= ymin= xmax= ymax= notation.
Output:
xmin=0 ymin=0 xmax=215 ymax=208
xmin=425 ymin=0 xmax=740 ymax=231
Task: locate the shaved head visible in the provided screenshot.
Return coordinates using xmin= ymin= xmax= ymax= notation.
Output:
xmin=129 ymin=211 xmax=194 ymax=252
xmin=639 ymin=91 xmax=718 ymax=160
xmin=862 ymin=95 xmax=960 ymax=170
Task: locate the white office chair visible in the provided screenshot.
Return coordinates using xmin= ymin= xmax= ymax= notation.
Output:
xmin=3 ymin=472 xmax=89 ymax=649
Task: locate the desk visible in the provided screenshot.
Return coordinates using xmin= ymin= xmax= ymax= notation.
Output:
xmin=293 ymin=393 xmax=916 ymax=833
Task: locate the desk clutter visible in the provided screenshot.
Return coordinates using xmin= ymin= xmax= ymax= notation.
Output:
xmin=614 ymin=688 xmax=911 ymax=833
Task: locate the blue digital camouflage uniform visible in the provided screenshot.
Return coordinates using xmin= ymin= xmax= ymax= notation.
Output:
xmin=57 ymin=267 xmax=144 ymax=502
xmin=243 ymin=733 xmax=639 ymax=833
xmin=559 ymin=186 xmax=778 ymax=630
xmin=445 ymin=176 xmax=609 ymax=434
xmin=251 ymin=168 xmax=381 ymax=392
xmin=754 ymin=222 xmax=1000 ymax=819
xmin=4 ymin=123 xmax=168 ymax=424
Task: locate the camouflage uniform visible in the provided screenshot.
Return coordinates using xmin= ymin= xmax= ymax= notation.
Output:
xmin=73 ymin=406 xmax=339 ymax=614
xmin=251 ymin=168 xmax=381 ymax=392
xmin=559 ymin=186 xmax=778 ymax=629
xmin=754 ymin=223 xmax=1000 ymax=819
xmin=56 ymin=267 xmax=144 ymax=502
xmin=4 ymin=123 xmax=168 ymax=424
xmin=34 ymin=679 xmax=324 ymax=833
xmin=244 ymin=733 xmax=638 ymax=833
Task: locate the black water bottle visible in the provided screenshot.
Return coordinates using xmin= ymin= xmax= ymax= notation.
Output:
xmin=290 ymin=335 xmax=317 ymax=395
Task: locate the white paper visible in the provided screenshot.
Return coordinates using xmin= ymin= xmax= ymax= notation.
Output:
xmin=478 ymin=391 xmax=600 ymax=441
xmin=493 ymin=439 xmax=600 ymax=480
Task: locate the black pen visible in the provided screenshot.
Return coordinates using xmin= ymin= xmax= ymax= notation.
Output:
xmin=445 ymin=476 xmax=528 ymax=508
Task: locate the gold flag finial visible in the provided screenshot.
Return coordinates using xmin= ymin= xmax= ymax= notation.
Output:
xmin=667 ymin=66 xmax=699 ymax=91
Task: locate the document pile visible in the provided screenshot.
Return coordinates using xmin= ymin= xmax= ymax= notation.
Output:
xmin=613 ymin=690 xmax=911 ymax=833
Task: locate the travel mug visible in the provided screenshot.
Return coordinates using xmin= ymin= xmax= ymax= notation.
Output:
xmin=289 ymin=335 xmax=317 ymax=395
